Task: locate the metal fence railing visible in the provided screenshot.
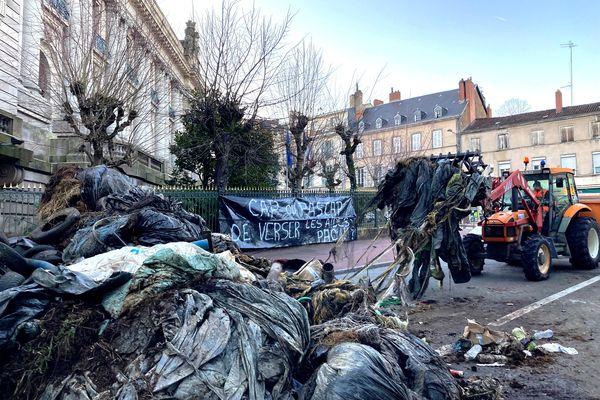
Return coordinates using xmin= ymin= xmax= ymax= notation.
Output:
xmin=0 ymin=186 xmax=43 ymax=237
xmin=0 ymin=186 xmax=386 ymax=237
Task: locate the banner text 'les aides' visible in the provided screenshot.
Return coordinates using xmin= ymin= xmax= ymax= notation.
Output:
xmin=218 ymin=195 xmax=357 ymax=249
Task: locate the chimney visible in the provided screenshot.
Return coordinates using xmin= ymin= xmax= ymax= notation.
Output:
xmin=486 ymin=105 xmax=492 ymax=118
xmin=555 ymin=89 xmax=563 ymax=113
xmin=458 ymin=79 xmax=466 ymax=101
xmin=389 ymin=87 xmax=401 ymax=102
xmin=373 ymin=99 xmax=384 ymax=106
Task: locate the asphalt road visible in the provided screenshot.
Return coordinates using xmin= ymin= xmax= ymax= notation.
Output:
xmin=249 ymin=240 xmax=600 ymax=398
xmin=384 ymin=258 xmax=600 ymax=399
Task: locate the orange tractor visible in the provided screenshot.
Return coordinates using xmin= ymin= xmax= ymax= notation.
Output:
xmin=464 ymin=162 xmax=600 ymax=281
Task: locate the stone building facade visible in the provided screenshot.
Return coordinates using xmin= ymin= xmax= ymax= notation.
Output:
xmin=302 ymin=78 xmax=490 ymax=189
xmin=462 ymin=90 xmax=600 ymax=191
xmin=0 ymin=0 xmax=197 ymax=186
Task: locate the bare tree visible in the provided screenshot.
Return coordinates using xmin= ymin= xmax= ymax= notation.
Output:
xmin=275 ymin=40 xmax=331 ymax=194
xmin=495 ymin=98 xmax=531 ymax=117
xmin=40 ymin=0 xmax=171 ymax=166
xmin=188 ymin=0 xmax=293 ymax=191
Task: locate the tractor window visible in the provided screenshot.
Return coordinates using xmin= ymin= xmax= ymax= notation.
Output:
xmin=525 ymin=174 xmax=550 ymax=205
xmin=567 ymin=174 xmax=579 ymax=203
xmin=552 ymin=174 xmax=571 ymax=207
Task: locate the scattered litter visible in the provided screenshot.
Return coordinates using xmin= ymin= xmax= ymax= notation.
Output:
xmin=477 ymin=354 xmax=509 ymax=364
xmin=533 ymin=329 xmax=554 ymax=340
xmin=465 ymin=344 xmax=483 ymax=360
xmin=539 ymin=343 xmax=579 ymax=355
xmin=475 ymin=362 xmax=506 ymax=367
xmin=449 ymin=369 xmax=464 ymax=378
xmin=436 ymin=344 xmax=454 ymax=357
xmin=459 ymin=377 xmax=503 ymax=400
xmin=464 ymin=319 xmax=507 ymax=345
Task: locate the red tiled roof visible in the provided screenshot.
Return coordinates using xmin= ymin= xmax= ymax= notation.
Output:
xmin=464 ymin=102 xmax=600 ymax=132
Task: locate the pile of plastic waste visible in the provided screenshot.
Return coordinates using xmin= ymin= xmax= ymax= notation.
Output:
xmin=0 ymin=166 xmax=498 ymax=399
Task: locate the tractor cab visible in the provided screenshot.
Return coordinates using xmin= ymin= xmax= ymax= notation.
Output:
xmin=521 ymin=167 xmax=578 ymax=235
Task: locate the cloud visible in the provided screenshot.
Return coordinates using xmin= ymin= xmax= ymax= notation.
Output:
xmin=494 ymin=16 xmax=508 ymax=22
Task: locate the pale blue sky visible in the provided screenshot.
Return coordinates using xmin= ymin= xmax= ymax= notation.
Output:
xmin=157 ymin=0 xmax=600 ymax=112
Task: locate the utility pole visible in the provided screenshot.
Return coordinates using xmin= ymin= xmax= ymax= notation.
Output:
xmin=561 ymin=41 xmax=576 ymax=106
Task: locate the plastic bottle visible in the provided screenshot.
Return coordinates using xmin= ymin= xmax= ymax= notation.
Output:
xmin=464 ymin=344 xmax=482 ymax=361
xmin=533 ymin=329 xmax=553 ymax=340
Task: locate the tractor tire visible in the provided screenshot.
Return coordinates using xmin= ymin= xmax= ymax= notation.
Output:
xmin=463 ymin=233 xmax=485 ymax=276
xmin=566 ymin=217 xmax=600 ymax=270
xmin=521 ymin=234 xmax=552 ymax=281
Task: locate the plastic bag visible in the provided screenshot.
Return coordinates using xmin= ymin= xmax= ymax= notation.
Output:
xmin=302 ymin=342 xmax=416 ymax=400
xmin=76 ymin=165 xmax=134 ymax=210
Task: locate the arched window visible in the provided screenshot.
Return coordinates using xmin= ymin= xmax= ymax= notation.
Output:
xmin=39 ymin=51 xmax=50 ymax=98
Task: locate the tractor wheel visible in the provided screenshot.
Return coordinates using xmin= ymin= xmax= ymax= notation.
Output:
xmin=463 ymin=233 xmax=485 ymax=276
xmin=566 ymin=217 xmax=600 ymax=270
xmin=521 ymin=234 xmax=552 ymax=281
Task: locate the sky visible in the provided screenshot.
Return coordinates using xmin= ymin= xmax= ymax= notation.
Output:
xmin=156 ymin=0 xmax=600 ymax=113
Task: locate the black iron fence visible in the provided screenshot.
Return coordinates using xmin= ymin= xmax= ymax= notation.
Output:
xmin=0 ymin=186 xmax=386 ymax=236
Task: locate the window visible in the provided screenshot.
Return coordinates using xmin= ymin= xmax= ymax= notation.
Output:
xmin=372 ymin=139 xmax=382 ymax=156
xmin=357 ymin=167 xmax=365 ymax=187
xmin=531 ymin=157 xmax=546 ymax=170
xmin=497 ymin=133 xmax=509 ymax=150
xmin=358 ymin=121 xmax=365 ymax=133
xmin=39 ymin=51 xmax=50 ymax=98
xmin=560 ymin=126 xmax=574 ymax=142
xmin=375 ymin=117 xmax=382 ymax=129
xmin=355 ymin=143 xmax=364 ymax=159
xmin=411 ymin=133 xmax=421 ymax=151
xmin=470 ymin=137 xmax=481 ymax=152
xmin=374 ymin=165 xmax=382 ymax=183
xmin=531 ymin=130 xmax=544 ymax=146
xmin=0 ymin=114 xmax=13 ymax=134
xmin=561 ymin=154 xmax=577 ymax=174
xmin=323 ymin=140 xmax=333 ymax=157
xmin=392 ymin=136 xmax=401 ymax=153
xmin=432 ymin=129 xmax=442 ymax=148
xmin=593 ymin=152 xmax=600 ymax=174
xmin=591 ymin=121 xmax=600 ymax=138
xmin=434 ymin=105 xmax=443 ymax=118
xmin=394 ymin=114 xmax=402 ymax=126
xmin=498 ymin=161 xmax=511 ymax=175
xmin=414 ymin=109 xmax=424 ymax=122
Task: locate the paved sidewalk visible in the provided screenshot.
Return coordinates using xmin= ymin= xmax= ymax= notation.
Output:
xmin=245 ymin=237 xmax=396 ymax=271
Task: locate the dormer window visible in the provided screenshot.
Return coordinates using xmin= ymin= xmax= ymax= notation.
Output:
xmin=434 ymin=105 xmax=444 ymax=118
xmin=375 ymin=117 xmax=382 ymax=129
xmin=394 ymin=113 xmax=402 ymax=126
xmin=358 ymin=121 xmax=365 ymax=133
xmin=413 ymin=109 xmax=426 ymax=122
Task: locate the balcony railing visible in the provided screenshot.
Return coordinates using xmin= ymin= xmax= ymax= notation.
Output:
xmin=47 ymin=0 xmax=69 ymax=19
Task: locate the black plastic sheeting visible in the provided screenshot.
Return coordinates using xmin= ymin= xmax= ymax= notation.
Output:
xmin=76 ymin=165 xmax=133 ymax=211
xmin=301 ymin=316 xmax=462 ymax=400
xmin=373 ymin=157 xmax=489 ymax=298
xmin=62 ymin=176 xmax=208 ymax=262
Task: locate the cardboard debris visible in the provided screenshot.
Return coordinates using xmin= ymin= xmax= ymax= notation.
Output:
xmin=463 ymin=319 xmax=508 ymax=346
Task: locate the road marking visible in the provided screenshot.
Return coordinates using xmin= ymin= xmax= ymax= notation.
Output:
xmin=490 ymin=275 xmax=600 ymax=327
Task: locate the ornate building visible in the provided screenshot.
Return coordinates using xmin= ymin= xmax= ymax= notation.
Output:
xmin=0 ymin=0 xmax=198 ymax=185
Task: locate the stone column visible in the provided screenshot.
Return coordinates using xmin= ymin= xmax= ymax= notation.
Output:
xmin=20 ymin=0 xmax=44 ymax=90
